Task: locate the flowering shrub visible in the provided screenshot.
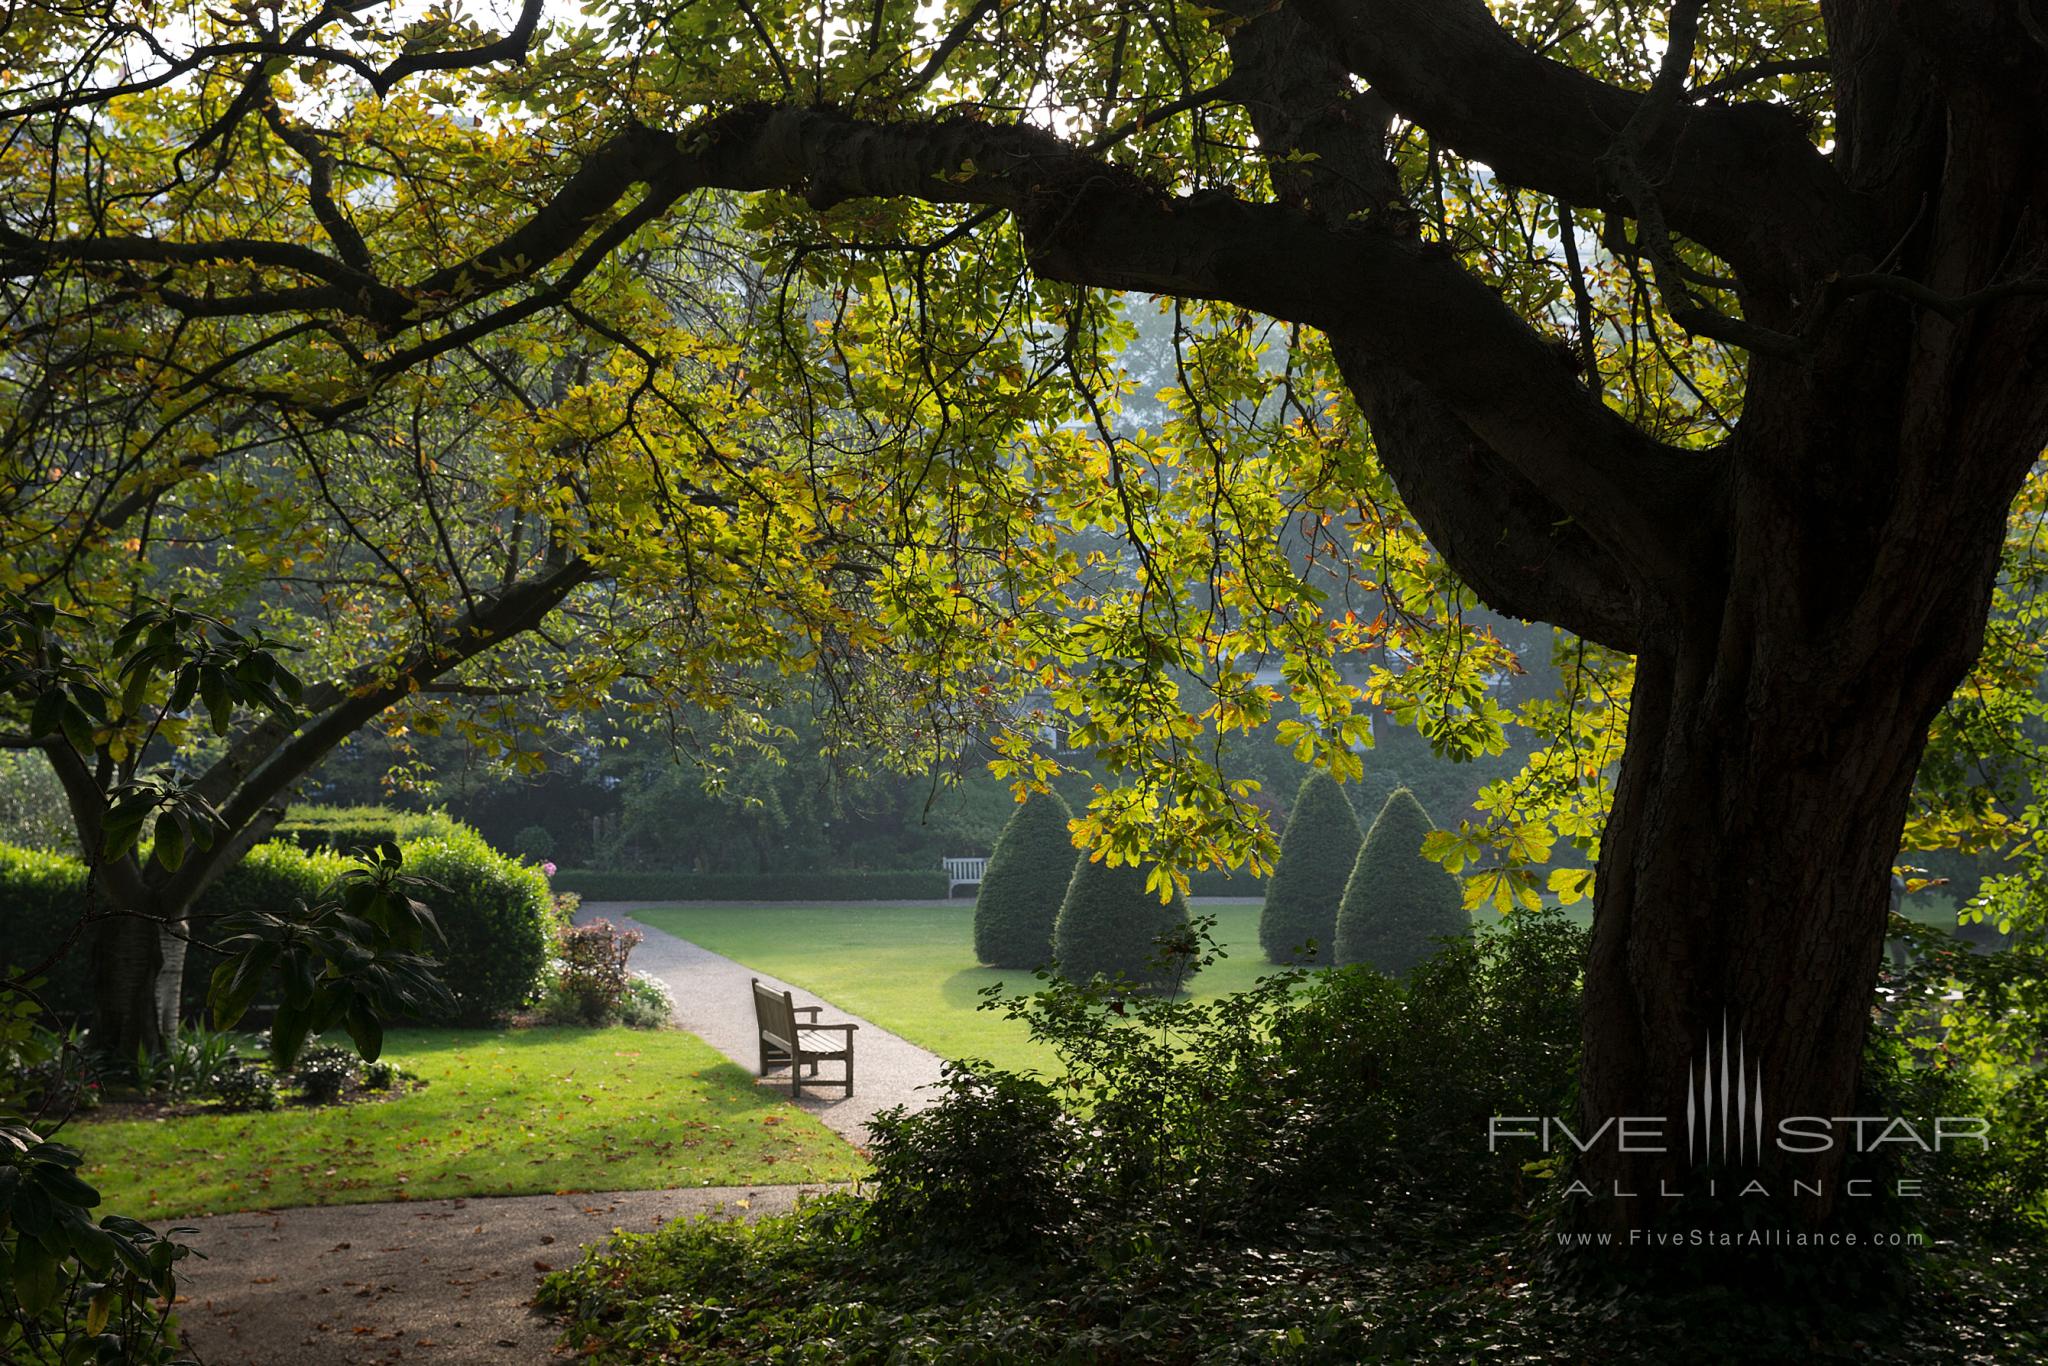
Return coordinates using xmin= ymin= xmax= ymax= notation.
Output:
xmin=211 ymin=1062 xmax=280 ymax=1112
xmin=291 ymin=1043 xmax=363 ymax=1105
xmin=617 ymin=971 xmax=675 ymax=1030
xmin=557 ymin=919 xmax=644 ymax=1024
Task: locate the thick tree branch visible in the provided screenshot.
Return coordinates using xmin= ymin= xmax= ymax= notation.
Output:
xmin=1220 ymin=3 xmax=1653 ymax=651
xmin=208 ymin=553 xmax=596 ymax=850
xmin=675 ymin=104 xmax=1709 ymax=602
xmin=1282 ymin=0 xmax=1867 ymax=292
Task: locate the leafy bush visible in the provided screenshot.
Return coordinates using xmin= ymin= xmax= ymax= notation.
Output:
xmin=549 ymin=868 xmax=948 ymax=901
xmin=212 ymin=1061 xmax=280 ymax=1112
xmin=1 ymin=1024 xmax=100 ymax=1121
xmin=400 ymin=827 xmax=553 ymax=1025
xmin=973 ymin=791 xmax=1079 ymax=967
xmin=291 ymin=1042 xmax=363 ymax=1105
xmin=179 ymin=840 xmax=355 ymax=1020
xmin=1259 ymin=771 xmax=1363 ymax=964
xmin=1051 ymin=856 xmax=1193 ymax=990
xmin=616 ymin=972 xmax=675 ymax=1030
xmin=1334 ymin=787 xmax=1469 ymax=977
xmin=512 ymin=823 xmax=556 ymax=863
xmin=866 ymin=1064 xmax=1080 ymax=1257
xmin=132 ymin=1022 xmax=246 ymax=1100
xmin=363 ymin=1058 xmax=406 ymax=1091
xmin=0 ymin=1119 xmax=195 ymax=1364
xmin=557 ymin=918 xmax=644 ymax=1024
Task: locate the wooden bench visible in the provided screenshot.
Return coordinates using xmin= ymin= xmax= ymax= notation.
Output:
xmin=750 ymin=978 xmax=857 ymax=1098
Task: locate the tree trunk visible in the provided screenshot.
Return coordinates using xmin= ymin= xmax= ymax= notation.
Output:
xmin=155 ymin=921 xmax=189 ymax=1045
xmin=91 ymin=892 xmax=165 ymax=1062
xmin=1569 ymin=413 xmax=2020 ymax=1235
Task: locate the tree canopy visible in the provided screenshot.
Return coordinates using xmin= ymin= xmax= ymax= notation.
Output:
xmin=7 ymin=0 xmax=2048 ymax=1228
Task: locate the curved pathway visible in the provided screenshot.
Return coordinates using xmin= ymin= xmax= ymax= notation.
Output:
xmin=577 ymin=902 xmax=947 ymax=1143
xmin=173 ymin=906 xmax=945 ymax=1362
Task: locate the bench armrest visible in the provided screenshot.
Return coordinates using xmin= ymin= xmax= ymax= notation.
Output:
xmin=793 ymin=1005 xmax=822 ymax=1018
xmin=804 ymin=1021 xmax=858 ymax=1032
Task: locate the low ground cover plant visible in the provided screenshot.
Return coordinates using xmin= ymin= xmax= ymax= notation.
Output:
xmin=540 ymin=910 xmax=2048 ymax=1362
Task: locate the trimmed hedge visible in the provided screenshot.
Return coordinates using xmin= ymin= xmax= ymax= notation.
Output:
xmin=272 ymin=804 xmax=457 ymax=853
xmin=400 ymin=827 xmax=554 ymax=1025
xmin=1260 ymin=772 xmax=1364 ymax=964
xmin=0 ymin=843 xmax=93 ymax=1018
xmin=1 ymin=822 xmax=551 ymax=1029
xmin=974 ymin=792 xmax=1080 ymax=968
xmin=1333 ymin=788 xmax=1469 ymax=978
xmin=1052 ymin=857 xmax=1194 ymax=990
xmin=550 ymin=869 xmax=949 ymax=901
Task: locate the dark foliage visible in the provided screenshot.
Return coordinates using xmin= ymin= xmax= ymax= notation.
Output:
xmin=291 ymin=1043 xmax=363 ymax=1105
xmin=1334 ymin=787 xmax=1469 ymax=977
xmin=1050 ymin=856 xmax=1193 ymax=990
xmin=865 ymin=1063 xmax=1081 ymax=1258
xmin=1258 ymin=771 xmax=1362 ymax=964
xmin=0 ymin=844 xmax=91 ymax=1018
xmin=973 ymin=791 xmax=1080 ymax=968
xmin=211 ymin=1061 xmax=280 ymax=1112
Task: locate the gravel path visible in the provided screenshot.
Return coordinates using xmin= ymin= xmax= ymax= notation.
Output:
xmin=578 ymin=902 xmax=947 ymax=1144
xmin=171 ymin=1183 xmax=832 ymax=1365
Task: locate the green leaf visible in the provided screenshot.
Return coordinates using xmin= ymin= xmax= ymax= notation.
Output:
xmin=345 ymin=1004 xmax=384 ymax=1062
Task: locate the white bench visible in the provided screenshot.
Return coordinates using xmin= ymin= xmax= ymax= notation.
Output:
xmin=942 ymin=856 xmax=988 ymax=898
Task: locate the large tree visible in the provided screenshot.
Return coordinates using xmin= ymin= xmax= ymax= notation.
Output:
xmin=5 ymin=0 xmax=2046 ymax=1236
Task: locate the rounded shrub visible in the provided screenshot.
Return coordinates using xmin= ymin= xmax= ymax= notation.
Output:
xmin=400 ymin=827 xmax=553 ymax=1025
xmin=211 ymin=1061 xmax=280 ymax=1112
xmin=512 ymin=823 xmax=556 ymax=863
xmin=973 ymin=791 xmax=1080 ymax=968
xmin=1334 ymin=788 xmax=1469 ymax=978
xmin=1259 ymin=772 xmax=1363 ymax=964
xmin=1051 ymin=856 xmax=1194 ymax=990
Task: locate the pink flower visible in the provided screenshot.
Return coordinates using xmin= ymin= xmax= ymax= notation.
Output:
xmin=542 ymin=861 xmax=557 ymax=878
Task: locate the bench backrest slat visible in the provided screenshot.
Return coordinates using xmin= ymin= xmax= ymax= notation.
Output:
xmin=751 ymin=978 xmax=797 ymax=1048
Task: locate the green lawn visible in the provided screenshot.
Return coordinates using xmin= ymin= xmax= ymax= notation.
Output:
xmin=633 ymin=901 xmax=1285 ymax=1076
xmin=74 ymin=1027 xmax=864 ymax=1218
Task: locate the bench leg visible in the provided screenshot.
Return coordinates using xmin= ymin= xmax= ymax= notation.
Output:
xmin=790 ymin=1050 xmax=803 ymax=1099
xmin=845 ymin=1047 xmax=854 ymax=1097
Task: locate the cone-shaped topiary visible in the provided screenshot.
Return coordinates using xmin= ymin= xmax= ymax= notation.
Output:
xmin=1259 ymin=771 xmax=1364 ymax=964
xmin=973 ymin=790 xmax=1081 ymax=967
xmin=1334 ymin=787 xmax=1469 ymax=978
xmin=1052 ymin=856 xmax=1194 ymax=990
